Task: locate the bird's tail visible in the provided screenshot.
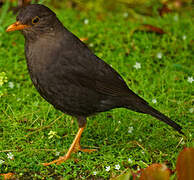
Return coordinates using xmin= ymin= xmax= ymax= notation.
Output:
xmin=145 ymin=105 xmax=183 ymax=134
xmin=126 ymin=101 xmax=183 ymax=135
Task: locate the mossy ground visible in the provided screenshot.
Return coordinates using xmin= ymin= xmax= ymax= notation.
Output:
xmin=0 ymin=1 xmax=193 ymax=179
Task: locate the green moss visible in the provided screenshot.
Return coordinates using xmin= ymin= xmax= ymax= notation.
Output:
xmin=0 ymin=2 xmax=193 ymax=179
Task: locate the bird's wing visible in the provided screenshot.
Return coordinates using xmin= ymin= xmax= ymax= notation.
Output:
xmin=91 ymin=57 xmax=131 ymax=97
xmin=58 ymin=30 xmax=145 ymax=100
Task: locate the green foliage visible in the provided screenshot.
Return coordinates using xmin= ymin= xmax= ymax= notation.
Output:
xmin=0 ymin=1 xmax=193 ymax=179
xmin=0 ymin=72 xmax=8 ymax=97
xmin=112 ymin=147 xmax=194 ymax=180
xmin=111 ymin=169 xmax=132 ymax=180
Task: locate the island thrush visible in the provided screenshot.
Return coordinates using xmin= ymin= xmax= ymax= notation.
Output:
xmin=6 ymin=4 xmax=183 ymax=166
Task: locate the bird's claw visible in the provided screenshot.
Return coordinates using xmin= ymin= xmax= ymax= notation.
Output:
xmin=42 ymin=155 xmax=68 ymax=166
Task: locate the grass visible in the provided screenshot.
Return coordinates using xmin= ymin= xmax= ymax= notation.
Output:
xmin=0 ymin=2 xmax=193 ymax=179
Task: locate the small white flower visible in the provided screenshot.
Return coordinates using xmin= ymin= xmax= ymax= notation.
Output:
xmin=187 ymin=77 xmax=193 ymax=83
xmin=34 ymin=102 xmax=39 ymax=106
xmin=123 ymin=12 xmax=128 ymax=18
xmin=0 ymin=159 xmax=5 ymax=164
xmin=152 ymin=99 xmax=157 ymax=104
xmin=189 ymin=108 xmax=193 ymax=113
xmin=105 ymin=166 xmax=110 ymax=172
xmin=128 ymin=158 xmax=133 ymax=163
xmin=8 ymin=82 xmax=14 ymax=89
xmin=128 ymin=126 xmax=134 ymax=133
xmin=93 ymin=171 xmax=97 ymax=175
xmin=133 ymin=62 xmax=141 ymax=69
xmin=182 ymin=35 xmax=187 ymax=40
xmin=141 ymin=151 xmax=145 ymax=154
xmin=115 ymin=164 xmax=120 ymax=170
xmin=7 ymin=152 xmax=14 ymax=160
xmin=118 ymin=121 xmax=121 ymax=124
xmin=48 ymin=130 xmax=57 ymax=139
xmin=181 ymin=141 xmax=185 ymax=145
xmin=0 ymin=72 xmax=8 ymax=86
xmin=156 ymin=52 xmax=162 ymax=59
xmin=89 ymin=43 xmax=94 ymax=47
xmin=174 ymin=14 xmax=179 ymax=21
xmin=84 ymin=19 xmax=89 ymax=24
xmin=55 ymin=151 xmax=60 ymax=156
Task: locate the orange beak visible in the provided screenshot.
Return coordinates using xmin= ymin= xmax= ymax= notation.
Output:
xmin=6 ymin=21 xmax=31 ymax=32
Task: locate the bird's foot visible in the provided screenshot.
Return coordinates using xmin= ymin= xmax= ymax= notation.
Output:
xmin=42 ymin=155 xmax=69 ymax=166
xmin=77 ymin=148 xmax=97 ymax=153
xmin=42 ymin=126 xmax=97 ymax=166
xmin=42 ymin=147 xmax=96 ymax=166
xmin=73 ymin=143 xmax=97 ymax=153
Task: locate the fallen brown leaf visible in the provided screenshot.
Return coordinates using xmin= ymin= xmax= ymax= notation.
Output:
xmin=0 ymin=173 xmax=15 ymax=180
xmin=139 ymin=24 xmax=165 ymax=34
xmin=176 ymin=147 xmax=194 ymax=180
xmin=158 ymin=4 xmax=171 ymax=16
xmin=139 ymin=164 xmax=171 ymax=180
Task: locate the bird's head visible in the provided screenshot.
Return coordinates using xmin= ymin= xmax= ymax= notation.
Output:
xmin=6 ymin=4 xmax=60 ymax=39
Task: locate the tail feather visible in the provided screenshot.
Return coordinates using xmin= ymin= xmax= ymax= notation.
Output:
xmin=145 ymin=106 xmax=183 ymax=134
xmin=126 ymin=102 xmax=183 ymax=134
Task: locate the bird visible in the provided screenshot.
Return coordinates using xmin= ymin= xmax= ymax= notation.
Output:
xmin=6 ymin=4 xmax=183 ymax=166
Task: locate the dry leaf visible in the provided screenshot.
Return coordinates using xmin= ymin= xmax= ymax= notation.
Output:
xmin=0 ymin=173 xmax=15 ymax=180
xmin=139 ymin=163 xmax=170 ymax=180
xmin=139 ymin=24 xmax=165 ymax=34
xmin=158 ymin=4 xmax=171 ymax=16
xmin=18 ymin=0 xmax=31 ymax=7
xmin=176 ymin=147 xmax=194 ymax=180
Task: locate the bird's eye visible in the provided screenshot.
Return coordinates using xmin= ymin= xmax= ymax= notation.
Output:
xmin=32 ymin=16 xmax=40 ymax=24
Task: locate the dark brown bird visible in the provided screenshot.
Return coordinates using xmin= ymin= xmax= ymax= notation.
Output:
xmin=6 ymin=4 xmax=183 ymax=166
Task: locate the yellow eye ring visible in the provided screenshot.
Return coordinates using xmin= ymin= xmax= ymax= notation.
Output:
xmin=32 ymin=16 xmax=40 ymax=24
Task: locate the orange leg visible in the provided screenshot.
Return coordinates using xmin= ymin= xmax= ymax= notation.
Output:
xmin=42 ymin=126 xmax=96 ymax=166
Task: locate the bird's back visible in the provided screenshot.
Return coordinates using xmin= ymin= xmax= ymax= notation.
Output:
xmin=25 ymin=27 xmax=139 ymax=116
